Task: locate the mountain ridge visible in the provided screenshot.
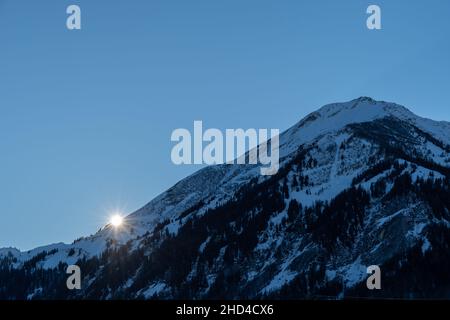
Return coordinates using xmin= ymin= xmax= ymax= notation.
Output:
xmin=2 ymin=97 xmax=450 ymax=299
xmin=2 ymin=97 xmax=449 ymax=262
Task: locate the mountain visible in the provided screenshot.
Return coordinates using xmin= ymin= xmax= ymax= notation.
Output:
xmin=2 ymin=97 xmax=450 ymax=299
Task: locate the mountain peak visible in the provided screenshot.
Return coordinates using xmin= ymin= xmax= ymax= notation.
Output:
xmin=283 ymin=97 xmax=450 ymax=158
xmin=289 ymin=97 xmax=397 ymax=139
xmin=353 ymin=96 xmax=376 ymax=103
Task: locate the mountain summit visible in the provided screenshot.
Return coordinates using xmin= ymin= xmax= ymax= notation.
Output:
xmin=2 ymin=98 xmax=450 ymax=299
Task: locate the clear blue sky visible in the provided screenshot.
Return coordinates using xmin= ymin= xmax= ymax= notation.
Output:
xmin=1 ymin=0 xmax=449 ymax=250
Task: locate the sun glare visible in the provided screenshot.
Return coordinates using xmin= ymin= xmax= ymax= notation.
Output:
xmin=110 ymin=214 xmax=124 ymax=228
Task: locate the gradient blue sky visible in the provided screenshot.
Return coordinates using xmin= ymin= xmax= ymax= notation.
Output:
xmin=1 ymin=0 xmax=449 ymax=250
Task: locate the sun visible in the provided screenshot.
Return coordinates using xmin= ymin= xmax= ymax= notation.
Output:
xmin=110 ymin=214 xmax=124 ymax=228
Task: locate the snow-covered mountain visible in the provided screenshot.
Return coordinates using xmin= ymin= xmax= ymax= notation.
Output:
xmin=2 ymin=97 xmax=450 ymax=299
